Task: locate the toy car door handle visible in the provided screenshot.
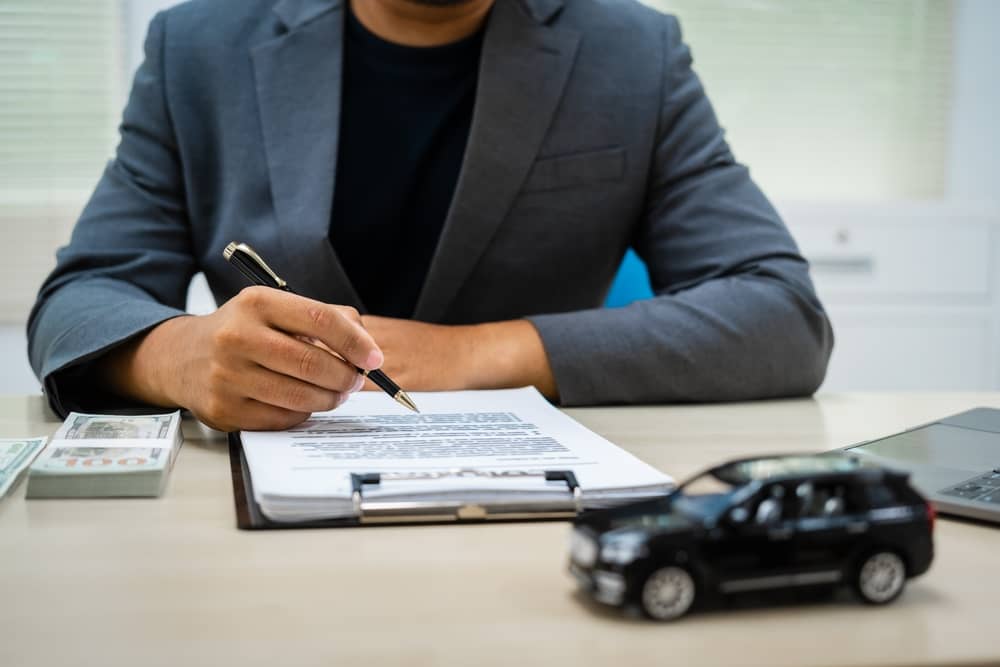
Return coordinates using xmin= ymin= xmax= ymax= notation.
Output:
xmin=768 ymin=526 xmax=793 ymax=540
xmin=846 ymin=520 xmax=869 ymax=534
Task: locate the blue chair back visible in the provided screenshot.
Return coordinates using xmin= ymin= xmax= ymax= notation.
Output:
xmin=604 ymin=248 xmax=653 ymax=308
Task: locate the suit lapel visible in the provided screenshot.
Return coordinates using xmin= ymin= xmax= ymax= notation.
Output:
xmin=251 ymin=0 xmax=364 ymax=308
xmin=412 ymin=0 xmax=580 ymax=322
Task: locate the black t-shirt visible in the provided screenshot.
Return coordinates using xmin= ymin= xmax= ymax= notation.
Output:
xmin=329 ymin=8 xmax=484 ymax=318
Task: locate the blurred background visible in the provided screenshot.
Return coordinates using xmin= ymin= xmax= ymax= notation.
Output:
xmin=1 ymin=0 xmax=997 ymax=395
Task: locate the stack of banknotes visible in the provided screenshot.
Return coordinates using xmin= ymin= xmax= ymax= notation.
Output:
xmin=26 ymin=412 xmax=183 ymax=498
xmin=0 ymin=437 xmax=47 ymax=498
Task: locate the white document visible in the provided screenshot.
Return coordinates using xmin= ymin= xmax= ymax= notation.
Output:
xmin=241 ymin=387 xmax=674 ymax=522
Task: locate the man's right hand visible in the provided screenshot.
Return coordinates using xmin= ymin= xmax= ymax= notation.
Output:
xmin=101 ymin=287 xmax=383 ymax=431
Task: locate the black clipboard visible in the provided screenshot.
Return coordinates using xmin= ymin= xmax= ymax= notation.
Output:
xmin=228 ymin=432 xmax=583 ymax=530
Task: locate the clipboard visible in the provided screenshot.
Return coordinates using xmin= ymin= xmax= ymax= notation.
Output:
xmin=228 ymin=433 xmax=583 ymax=530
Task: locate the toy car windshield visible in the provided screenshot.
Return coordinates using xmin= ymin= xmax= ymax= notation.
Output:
xmin=711 ymin=454 xmax=871 ymax=485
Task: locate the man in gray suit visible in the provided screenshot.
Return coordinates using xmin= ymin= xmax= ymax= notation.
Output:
xmin=28 ymin=0 xmax=833 ymax=431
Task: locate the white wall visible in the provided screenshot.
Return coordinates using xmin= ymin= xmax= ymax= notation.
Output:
xmin=0 ymin=327 xmax=40 ymax=395
xmin=947 ymin=0 xmax=1000 ymax=202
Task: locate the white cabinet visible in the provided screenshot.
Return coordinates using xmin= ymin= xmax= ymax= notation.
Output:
xmin=782 ymin=203 xmax=1000 ymax=391
xmin=820 ymin=309 xmax=993 ymax=390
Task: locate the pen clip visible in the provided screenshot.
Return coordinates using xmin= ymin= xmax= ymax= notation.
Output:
xmin=224 ymin=242 xmax=288 ymax=289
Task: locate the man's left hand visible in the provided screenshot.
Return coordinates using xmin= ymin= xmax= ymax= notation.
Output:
xmin=359 ymin=316 xmax=559 ymax=399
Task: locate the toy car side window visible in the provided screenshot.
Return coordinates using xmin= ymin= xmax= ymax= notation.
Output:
xmin=796 ymin=482 xmax=850 ymax=518
xmin=754 ymin=484 xmax=786 ymax=525
xmin=862 ymin=481 xmax=898 ymax=509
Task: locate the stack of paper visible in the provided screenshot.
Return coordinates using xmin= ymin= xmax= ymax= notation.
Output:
xmin=241 ymin=387 xmax=674 ymax=522
xmin=26 ymin=412 xmax=183 ymax=498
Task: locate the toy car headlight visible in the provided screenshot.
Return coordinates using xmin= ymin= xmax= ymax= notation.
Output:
xmin=600 ymin=537 xmax=646 ymax=565
xmin=570 ymin=528 xmax=599 ymax=567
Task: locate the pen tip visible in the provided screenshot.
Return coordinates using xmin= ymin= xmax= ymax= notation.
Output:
xmin=395 ymin=391 xmax=420 ymax=413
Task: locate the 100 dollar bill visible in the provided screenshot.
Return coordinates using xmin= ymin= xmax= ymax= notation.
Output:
xmin=0 ymin=437 xmax=47 ymax=497
xmin=26 ymin=411 xmax=182 ymax=498
xmin=59 ymin=414 xmax=174 ymax=441
xmin=29 ymin=446 xmax=166 ymax=475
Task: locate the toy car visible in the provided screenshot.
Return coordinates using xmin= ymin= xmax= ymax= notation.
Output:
xmin=569 ymin=453 xmax=934 ymax=620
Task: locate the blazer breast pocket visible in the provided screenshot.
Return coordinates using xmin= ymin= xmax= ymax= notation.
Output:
xmin=521 ymin=146 xmax=627 ymax=194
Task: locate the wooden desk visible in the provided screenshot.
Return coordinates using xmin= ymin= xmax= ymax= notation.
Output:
xmin=2 ymin=393 xmax=998 ymax=667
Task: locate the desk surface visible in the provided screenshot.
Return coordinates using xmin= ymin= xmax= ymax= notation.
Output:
xmin=2 ymin=393 xmax=999 ymax=667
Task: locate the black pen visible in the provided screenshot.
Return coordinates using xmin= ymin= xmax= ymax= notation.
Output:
xmin=223 ymin=241 xmax=419 ymax=413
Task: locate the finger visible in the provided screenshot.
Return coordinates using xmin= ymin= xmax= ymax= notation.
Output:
xmin=237 ymin=399 xmax=312 ymax=431
xmin=192 ymin=396 xmax=310 ymax=433
xmin=242 ymin=365 xmax=346 ymax=414
xmin=295 ymin=335 xmax=334 ymax=355
xmin=237 ymin=288 xmax=382 ymax=370
xmin=249 ymin=330 xmax=364 ymax=394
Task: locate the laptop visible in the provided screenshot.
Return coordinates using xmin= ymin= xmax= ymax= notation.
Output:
xmin=839 ymin=407 xmax=1000 ymax=524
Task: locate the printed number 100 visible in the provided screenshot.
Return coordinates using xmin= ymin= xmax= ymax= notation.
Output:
xmin=60 ymin=457 xmax=148 ymax=467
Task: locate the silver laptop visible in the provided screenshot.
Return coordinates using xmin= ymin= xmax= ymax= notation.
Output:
xmin=839 ymin=407 xmax=1000 ymax=524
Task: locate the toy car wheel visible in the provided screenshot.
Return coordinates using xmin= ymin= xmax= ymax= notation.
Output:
xmin=640 ymin=566 xmax=696 ymax=621
xmin=855 ymin=551 xmax=907 ymax=604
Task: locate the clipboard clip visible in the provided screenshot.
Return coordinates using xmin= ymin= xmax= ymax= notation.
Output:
xmin=350 ymin=469 xmax=583 ymax=524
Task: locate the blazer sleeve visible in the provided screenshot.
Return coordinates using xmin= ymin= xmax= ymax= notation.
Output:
xmin=528 ymin=14 xmax=833 ymax=406
xmin=26 ymin=11 xmax=195 ymax=416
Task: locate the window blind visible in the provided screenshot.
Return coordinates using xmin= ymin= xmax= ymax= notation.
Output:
xmin=643 ymin=0 xmax=954 ymax=201
xmin=0 ymin=1 xmax=122 ymax=324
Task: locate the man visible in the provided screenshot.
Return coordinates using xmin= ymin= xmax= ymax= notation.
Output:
xmin=28 ymin=0 xmax=833 ymax=432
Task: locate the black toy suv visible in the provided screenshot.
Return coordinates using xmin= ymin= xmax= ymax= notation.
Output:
xmin=569 ymin=453 xmax=934 ymax=621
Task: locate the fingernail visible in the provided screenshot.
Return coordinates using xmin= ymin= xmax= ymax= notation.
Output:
xmin=365 ymin=349 xmax=383 ymax=369
xmin=351 ymin=373 xmax=365 ymax=392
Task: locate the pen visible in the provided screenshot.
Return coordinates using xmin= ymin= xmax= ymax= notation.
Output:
xmin=223 ymin=241 xmax=419 ymax=413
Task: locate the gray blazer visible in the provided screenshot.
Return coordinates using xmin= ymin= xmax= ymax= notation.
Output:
xmin=28 ymin=0 xmax=833 ymax=415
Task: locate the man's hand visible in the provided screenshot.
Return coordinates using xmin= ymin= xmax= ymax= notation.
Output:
xmin=359 ymin=316 xmax=558 ymax=399
xmin=101 ymin=287 xmax=383 ymax=431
